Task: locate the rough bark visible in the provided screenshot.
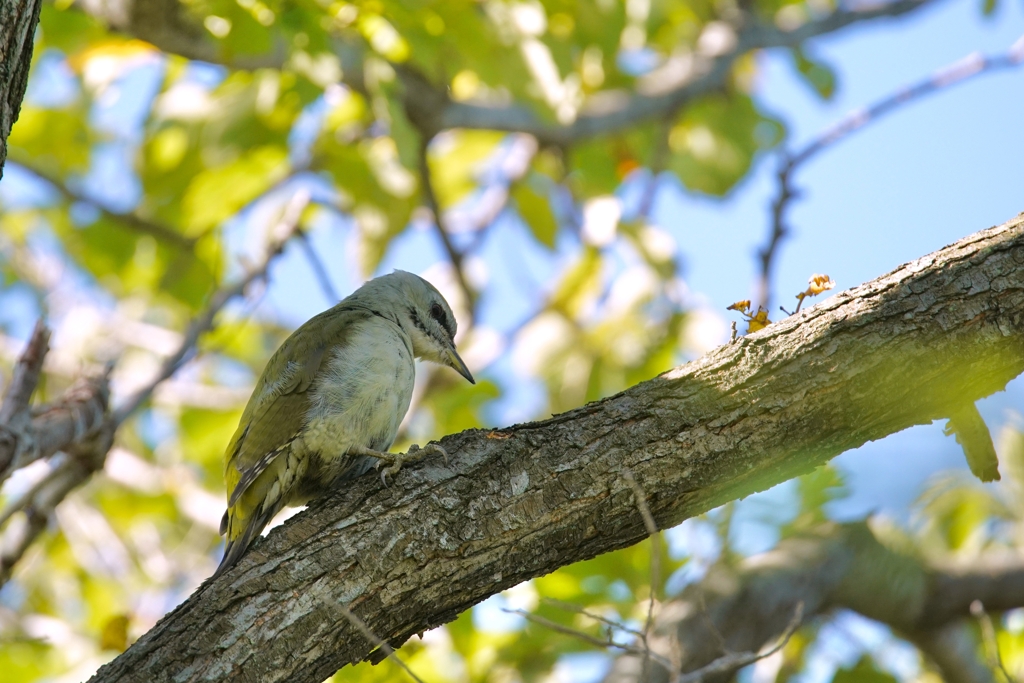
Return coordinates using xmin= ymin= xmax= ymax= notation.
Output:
xmin=86 ymin=212 xmax=1024 ymax=683
xmin=0 ymin=0 xmax=43 ymax=179
xmin=0 ymin=322 xmax=113 ymax=583
xmin=605 ymin=521 xmax=1022 ymax=683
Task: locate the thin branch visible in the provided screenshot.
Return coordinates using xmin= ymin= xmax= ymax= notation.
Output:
xmin=507 ymin=608 xmax=677 ymax=671
xmin=542 ymin=598 xmax=648 ymax=639
xmin=637 ymin=118 xmax=675 ymax=221
xmin=0 ymin=446 xmax=106 ymax=584
xmin=7 ymin=370 xmax=110 ymax=475
xmin=112 ymin=189 xmax=311 ymax=425
xmin=331 ymin=602 xmax=426 ymax=683
xmin=624 ymin=469 xmax=663 ymax=680
xmin=676 ymin=601 xmax=803 ymax=683
xmin=756 ymin=33 xmax=1024 ymax=310
xmin=970 ymin=600 xmax=1014 ymax=683
xmin=8 ymin=161 xmax=196 ymax=249
xmin=0 ymin=320 xmax=49 ymax=475
xmin=697 ymin=589 xmax=730 ymax=657
xmin=72 ymin=0 xmax=936 ymax=147
xmin=623 ymin=470 xmax=661 ymax=638
xmin=791 ymin=39 xmax=1024 ymax=169
xmin=416 ymin=136 xmax=476 ymax=315
xmin=294 ymin=231 xmax=340 ymax=304
xmin=0 ymin=458 xmax=57 ymax=528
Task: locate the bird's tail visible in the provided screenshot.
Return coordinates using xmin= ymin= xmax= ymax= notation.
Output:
xmin=213 ymin=502 xmax=282 ymax=578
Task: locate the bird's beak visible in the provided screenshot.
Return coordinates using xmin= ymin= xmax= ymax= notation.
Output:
xmin=446 ymin=346 xmax=475 ymax=384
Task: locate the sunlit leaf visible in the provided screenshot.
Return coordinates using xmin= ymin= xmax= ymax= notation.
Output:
xmin=512 ymin=180 xmax=558 ymax=249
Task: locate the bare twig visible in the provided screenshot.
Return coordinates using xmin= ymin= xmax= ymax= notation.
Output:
xmin=756 ymin=34 xmax=1024 ymax=310
xmin=697 ymin=589 xmax=729 ymax=657
xmin=623 ymin=470 xmax=660 ymax=635
xmin=112 ymin=190 xmax=311 ymax=425
xmin=543 ymin=598 xmax=647 ymax=639
xmin=637 ymin=118 xmax=675 ymax=221
xmin=0 ymin=320 xmax=49 ymax=477
xmin=331 ymin=602 xmax=425 ymax=683
xmin=624 ymin=469 xmax=662 ymax=680
xmin=0 ymin=332 xmax=112 ymax=581
xmin=295 ymin=231 xmax=340 ymax=304
xmin=416 ymin=137 xmax=476 ymax=317
xmin=506 ymin=608 xmax=677 ymax=671
xmin=971 ymin=600 xmax=1014 ymax=683
xmin=676 ymin=601 xmax=804 ymax=683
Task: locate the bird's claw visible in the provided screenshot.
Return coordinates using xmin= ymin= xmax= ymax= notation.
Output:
xmin=372 ymin=442 xmax=449 ymax=486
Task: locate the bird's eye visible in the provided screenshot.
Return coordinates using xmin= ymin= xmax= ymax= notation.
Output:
xmin=430 ymin=302 xmax=445 ymax=322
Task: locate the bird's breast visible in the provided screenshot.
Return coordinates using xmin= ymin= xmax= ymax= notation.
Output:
xmin=302 ymin=319 xmax=415 ymax=457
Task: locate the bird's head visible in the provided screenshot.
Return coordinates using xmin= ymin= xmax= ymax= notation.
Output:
xmin=356 ymin=271 xmax=474 ymax=384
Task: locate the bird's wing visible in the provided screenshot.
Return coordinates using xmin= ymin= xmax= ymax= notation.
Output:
xmin=224 ymin=306 xmax=372 ymax=508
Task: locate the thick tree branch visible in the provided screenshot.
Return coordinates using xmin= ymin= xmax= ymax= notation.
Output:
xmin=88 ymin=211 xmax=1024 ymax=683
xmin=604 ymin=521 xmax=1024 ymax=683
xmin=0 ymin=0 xmax=42 ymax=178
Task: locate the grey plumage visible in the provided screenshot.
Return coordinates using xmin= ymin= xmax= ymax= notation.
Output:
xmin=216 ymin=271 xmax=473 ymax=576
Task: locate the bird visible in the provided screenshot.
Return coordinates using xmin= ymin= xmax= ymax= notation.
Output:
xmin=215 ymin=270 xmax=474 ymax=576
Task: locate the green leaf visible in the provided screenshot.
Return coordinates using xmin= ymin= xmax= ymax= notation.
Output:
xmin=790 ymin=465 xmax=849 ymax=530
xmin=7 ymin=105 xmax=96 ymax=175
xmin=428 ymin=130 xmax=506 ymax=209
xmin=550 ymin=247 xmax=602 ymax=318
xmin=512 ymin=180 xmax=558 ymax=249
xmin=791 ymin=48 xmax=837 ymax=100
xmin=0 ymin=640 xmax=52 ymax=683
xmin=667 ymin=94 xmax=784 ymax=196
xmin=182 ymin=146 xmax=290 ymax=234
xmin=180 ymin=406 xmax=245 ymax=484
xmin=832 ymin=656 xmax=899 ymax=683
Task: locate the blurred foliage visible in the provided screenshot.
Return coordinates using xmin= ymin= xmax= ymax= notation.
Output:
xmin=0 ymin=0 xmax=1016 ymax=682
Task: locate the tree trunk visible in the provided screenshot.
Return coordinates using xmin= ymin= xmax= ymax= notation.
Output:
xmin=0 ymin=0 xmax=43 ymax=179
xmin=89 ymin=213 xmax=1024 ymax=683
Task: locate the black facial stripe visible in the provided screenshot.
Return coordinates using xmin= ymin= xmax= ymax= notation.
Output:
xmin=408 ymin=306 xmax=431 ymax=337
xmin=430 ymin=302 xmax=456 ymax=339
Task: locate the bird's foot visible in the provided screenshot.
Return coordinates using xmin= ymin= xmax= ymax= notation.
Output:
xmin=353 ymin=443 xmax=448 ymax=486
